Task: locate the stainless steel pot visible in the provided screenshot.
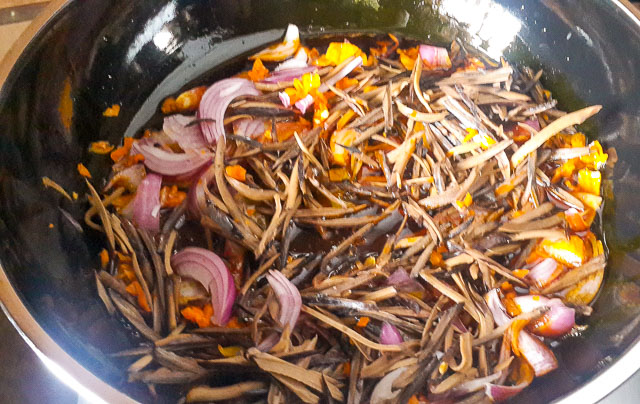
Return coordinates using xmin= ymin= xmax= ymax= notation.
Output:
xmin=2 ymin=1 xmax=640 ymax=402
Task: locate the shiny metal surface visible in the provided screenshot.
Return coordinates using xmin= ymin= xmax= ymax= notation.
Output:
xmin=1 ymin=1 xmax=640 ymax=402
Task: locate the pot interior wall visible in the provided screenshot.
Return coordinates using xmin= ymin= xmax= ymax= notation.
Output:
xmin=1 ymin=1 xmax=640 ymax=402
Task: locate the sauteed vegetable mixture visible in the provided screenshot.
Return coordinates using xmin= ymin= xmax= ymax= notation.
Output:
xmin=78 ymin=25 xmax=615 ymax=403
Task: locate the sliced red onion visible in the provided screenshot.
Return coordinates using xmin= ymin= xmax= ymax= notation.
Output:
xmin=256 ymin=333 xmax=280 ymax=352
xmin=262 ymin=66 xmax=318 ymax=84
xmin=485 ymin=382 xmax=530 ymax=402
xmin=233 ymin=118 xmax=267 ymax=138
xmin=380 ymin=322 xmax=403 ymax=345
xmin=386 ymin=268 xmax=425 ymax=293
xmin=513 ymin=295 xmax=575 ymax=338
xmin=163 ymin=114 xmax=207 ymax=149
xmin=418 ymin=44 xmax=451 ymax=68
xmin=105 ymin=163 xmax=146 ymax=192
xmin=172 ymin=247 xmax=236 ymax=326
xmin=486 ymin=289 xmax=510 ymax=327
xmin=164 ymin=161 xmax=212 ymax=184
xmin=525 ymin=258 xmax=559 ymax=288
xmin=132 ymin=138 xmax=212 ymax=176
xmin=518 ymin=331 xmax=558 ymax=377
xmin=318 ymin=55 xmax=363 ymax=92
xmin=266 ymin=270 xmax=302 ymax=330
xmin=132 ymin=173 xmax=162 ymax=232
xmin=370 ymin=367 xmax=406 ymax=404
xmin=275 ymin=48 xmax=308 ymax=71
xmin=250 ymin=23 xmax=299 ymax=62
xmin=513 ymin=295 xmax=553 ymax=313
xmin=294 ymin=94 xmax=314 ymax=114
xmin=387 ymin=268 xmax=411 ymax=284
xmin=278 ymin=91 xmax=291 ymax=108
xmin=198 ymin=78 xmax=261 ymax=144
xmin=524 ymin=119 xmax=541 ymax=132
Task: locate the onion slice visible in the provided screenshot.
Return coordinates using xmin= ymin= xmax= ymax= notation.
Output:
xmin=485 ymin=382 xmax=530 ymax=402
xmin=198 ymin=78 xmax=261 ymax=144
xmin=513 ymin=295 xmax=575 ymax=338
xmin=172 ymin=247 xmax=236 ymax=325
xmin=386 ymin=268 xmax=424 ymax=293
xmin=380 ymin=322 xmax=404 ymax=345
xmin=132 ymin=172 xmax=162 ymax=232
xmin=525 ymin=258 xmax=560 ymax=288
xmin=485 ymin=289 xmax=510 ymax=327
xmin=319 ymin=56 xmax=363 ymax=92
xmin=275 ymin=47 xmax=308 ymax=71
xmin=263 ymin=66 xmax=318 ymax=84
xmin=294 ymin=94 xmax=314 ymax=114
xmin=163 ymin=114 xmax=207 ymax=149
xmin=233 ymin=118 xmax=267 ymax=138
xmin=132 ymin=138 xmax=212 ymax=176
xmin=250 ymin=24 xmax=300 ymax=62
xmin=266 ymin=270 xmax=302 ymax=330
xmin=370 ymin=367 xmax=406 ymax=404
xmin=518 ymin=331 xmax=558 ymax=376
xmin=418 ymin=44 xmax=452 ymax=69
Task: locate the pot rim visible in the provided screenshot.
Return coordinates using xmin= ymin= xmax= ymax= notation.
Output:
xmin=0 ymin=1 xmax=639 ymax=403
xmin=0 ymin=2 xmax=138 ymax=402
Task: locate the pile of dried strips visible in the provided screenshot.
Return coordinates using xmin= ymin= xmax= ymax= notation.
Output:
xmin=78 ymin=25 xmax=614 ymax=403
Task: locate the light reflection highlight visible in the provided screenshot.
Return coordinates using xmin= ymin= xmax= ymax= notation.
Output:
xmin=437 ymin=0 xmax=521 ymax=59
xmin=126 ymin=1 xmax=177 ymax=63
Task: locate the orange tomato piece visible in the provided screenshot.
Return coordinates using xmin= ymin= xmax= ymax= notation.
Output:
xmin=397 ymin=46 xmax=419 ymax=70
xmin=330 ymin=129 xmax=358 ymax=166
xmin=89 ymin=141 xmax=114 ymax=154
xmin=160 ymin=185 xmax=186 ymax=208
xmin=110 ymin=138 xmax=134 ymax=162
xmin=103 ymin=104 xmax=120 ymax=117
xmin=356 ymin=317 xmax=370 ymax=328
xmin=77 ymin=163 xmax=92 ymax=178
xmin=181 ymin=304 xmax=213 ymax=328
xmin=125 ymin=281 xmax=151 ymax=312
xmin=539 ymin=235 xmax=585 ymax=268
xmin=225 ymin=165 xmax=247 ymax=182
xmin=99 ymin=249 xmax=109 ymax=269
xmin=272 ymin=118 xmax=311 ymax=142
xmin=577 ymin=168 xmax=602 ymax=195
xmin=247 ymin=59 xmax=269 ymax=82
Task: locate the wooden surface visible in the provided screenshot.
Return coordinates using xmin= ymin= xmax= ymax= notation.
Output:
xmin=0 ymin=0 xmax=49 ymax=60
xmin=0 ymin=0 xmax=48 ymax=9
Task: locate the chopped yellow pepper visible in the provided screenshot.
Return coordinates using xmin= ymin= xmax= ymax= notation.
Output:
xmin=577 ymin=168 xmax=602 ymax=196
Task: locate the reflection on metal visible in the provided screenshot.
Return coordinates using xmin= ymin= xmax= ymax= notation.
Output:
xmin=153 ymin=27 xmax=179 ymax=54
xmin=436 ymin=0 xmax=521 ymax=58
xmin=33 ymin=347 xmax=108 ymax=404
xmin=126 ymin=1 xmax=177 ymax=63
